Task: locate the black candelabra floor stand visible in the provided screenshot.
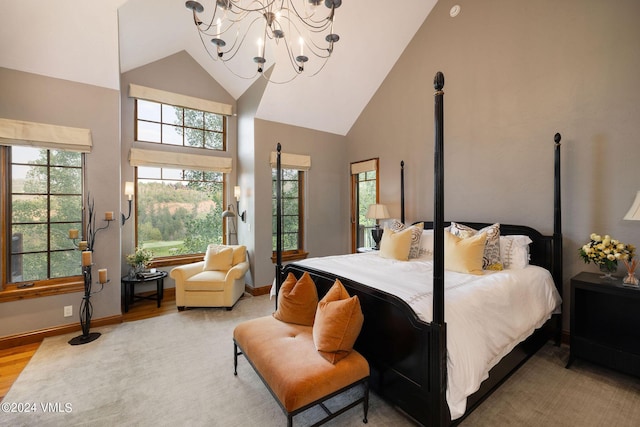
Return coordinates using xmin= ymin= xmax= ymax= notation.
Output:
xmin=68 ymin=265 xmax=104 ymax=346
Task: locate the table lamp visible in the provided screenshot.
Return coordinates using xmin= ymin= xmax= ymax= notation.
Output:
xmin=366 ymin=204 xmax=390 ymax=250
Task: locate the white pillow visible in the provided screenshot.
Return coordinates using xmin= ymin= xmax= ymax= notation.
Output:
xmin=499 ymin=235 xmax=532 ymax=269
xmin=417 ymin=229 xmax=434 ymax=260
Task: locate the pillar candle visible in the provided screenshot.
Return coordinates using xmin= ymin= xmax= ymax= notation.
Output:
xmin=81 ymin=251 xmax=92 ymax=266
xmin=78 ymin=241 xmax=88 ymax=250
xmin=68 ymin=229 xmax=79 ymax=239
xmin=98 ymin=268 xmax=108 ymax=284
xmin=105 ymin=211 xmax=114 ymax=221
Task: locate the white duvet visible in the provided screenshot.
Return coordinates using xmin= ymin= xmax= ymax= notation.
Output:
xmin=294 ymin=252 xmax=562 ymax=420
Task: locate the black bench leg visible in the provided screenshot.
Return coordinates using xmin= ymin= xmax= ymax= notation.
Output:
xmin=287 ymin=415 xmax=292 ymax=427
xmin=234 ymin=342 xmax=238 ymax=375
xmin=363 ymin=380 xmax=369 ymax=424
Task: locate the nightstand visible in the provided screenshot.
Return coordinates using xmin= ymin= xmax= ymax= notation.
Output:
xmin=567 ymin=271 xmax=640 ymax=377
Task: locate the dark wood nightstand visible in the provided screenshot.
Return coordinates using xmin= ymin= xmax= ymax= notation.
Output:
xmin=567 ymin=271 xmax=640 ymax=377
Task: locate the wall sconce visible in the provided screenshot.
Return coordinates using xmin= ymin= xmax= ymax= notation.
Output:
xmin=121 ymin=181 xmax=135 ymax=225
xmin=234 ymin=185 xmax=246 ymax=222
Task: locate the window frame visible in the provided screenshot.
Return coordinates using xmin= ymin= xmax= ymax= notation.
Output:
xmin=131 ymin=96 xmax=229 ymax=268
xmin=271 ymin=168 xmax=307 ymax=263
xmin=0 ymin=146 xmax=85 ymax=298
xmin=350 ymin=158 xmax=380 ymax=253
xmin=134 ymin=99 xmax=226 ymax=151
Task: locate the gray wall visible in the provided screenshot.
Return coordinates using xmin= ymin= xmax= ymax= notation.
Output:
xmin=0 ymin=67 xmax=121 ymax=337
xmin=346 ymin=0 xmax=640 ymax=330
xmin=251 ymin=119 xmax=348 ymax=288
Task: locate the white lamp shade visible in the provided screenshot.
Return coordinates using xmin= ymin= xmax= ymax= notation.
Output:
xmin=234 ymin=185 xmax=241 ymax=200
xmin=366 ymin=204 xmax=390 ymax=220
xmin=624 ymin=191 xmax=640 ymax=221
xmin=124 ymin=181 xmax=135 ymax=199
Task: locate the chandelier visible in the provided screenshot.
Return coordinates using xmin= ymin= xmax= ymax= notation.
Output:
xmin=185 ymin=0 xmax=342 ymax=83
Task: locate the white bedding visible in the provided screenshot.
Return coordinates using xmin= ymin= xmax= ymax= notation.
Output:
xmin=293 ymin=252 xmax=562 ymax=420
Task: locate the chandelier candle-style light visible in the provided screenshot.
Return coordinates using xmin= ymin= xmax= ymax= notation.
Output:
xmin=185 ymin=0 xmax=342 ymax=82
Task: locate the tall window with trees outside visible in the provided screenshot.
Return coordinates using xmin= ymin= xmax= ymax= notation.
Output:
xmin=350 ymin=159 xmax=379 ymax=251
xmin=134 ymin=99 xmax=227 ymax=259
xmin=3 ymin=146 xmax=83 ymax=286
xmin=272 ymin=168 xmax=305 ymax=260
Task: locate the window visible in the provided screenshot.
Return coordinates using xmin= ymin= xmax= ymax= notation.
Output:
xmin=131 ymin=94 xmax=230 ymax=264
xmin=350 ymin=159 xmax=379 ymax=252
xmin=135 ymin=99 xmax=225 ymax=150
xmin=2 ymin=146 xmax=83 ymax=286
xmin=272 ymin=168 xmax=306 ymax=261
xmin=136 ymin=167 xmax=224 ymax=259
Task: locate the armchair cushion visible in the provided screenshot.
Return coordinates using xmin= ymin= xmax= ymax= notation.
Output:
xmin=182 ymin=270 xmax=228 ymax=291
xmin=203 ymin=246 xmax=233 ymax=271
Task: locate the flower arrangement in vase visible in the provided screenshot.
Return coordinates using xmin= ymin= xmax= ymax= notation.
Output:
xmin=579 ymin=233 xmax=636 ymax=279
xmin=126 ymin=246 xmax=154 ymax=277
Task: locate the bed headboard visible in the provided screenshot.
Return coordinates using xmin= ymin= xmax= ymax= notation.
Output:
xmin=415 ymin=221 xmax=554 ymax=276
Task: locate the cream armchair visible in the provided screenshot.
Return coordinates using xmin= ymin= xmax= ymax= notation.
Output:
xmin=170 ymin=244 xmax=249 ymax=311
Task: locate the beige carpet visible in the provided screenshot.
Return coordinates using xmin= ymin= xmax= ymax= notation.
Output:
xmin=4 ymin=294 xmax=640 ymax=426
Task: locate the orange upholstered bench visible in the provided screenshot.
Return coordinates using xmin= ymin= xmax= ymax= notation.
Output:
xmin=234 ymin=272 xmax=370 ymax=426
xmin=233 ymin=315 xmax=369 ymax=426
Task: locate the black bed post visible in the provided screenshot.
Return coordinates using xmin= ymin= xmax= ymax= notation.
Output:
xmin=553 ymin=133 xmax=562 ymax=288
xmin=553 ymin=133 xmax=563 ymax=344
xmin=431 ymin=71 xmax=449 ymax=426
xmin=400 ymin=160 xmax=405 ymax=224
xmin=275 ymin=143 xmax=283 ymax=305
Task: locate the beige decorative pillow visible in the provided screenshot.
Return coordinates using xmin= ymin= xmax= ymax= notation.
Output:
xmin=444 ymin=230 xmax=486 ymax=275
xmin=313 ymin=279 xmax=364 ymax=364
xmin=389 ymin=220 xmax=424 ymax=259
xmin=230 ymin=245 xmax=246 ymax=265
xmin=206 ymin=244 xmax=246 ymax=266
xmin=202 ymin=246 xmax=234 ymax=271
xmin=379 ymin=227 xmax=413 ymax=261
xmin=273 ymin=272 xmax=319 ymax=326
xmin=450 ymin=222 xmax=502 ymax=270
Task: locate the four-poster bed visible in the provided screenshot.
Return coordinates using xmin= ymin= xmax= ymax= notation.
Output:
xmin=273 ymin=72 xmax=563 ymax=426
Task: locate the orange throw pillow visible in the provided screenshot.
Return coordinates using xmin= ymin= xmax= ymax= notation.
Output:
xmin=273 ymin=272 xmax=318 ymax=326
xmin=313 ymin=279 xmax=364 ymax=364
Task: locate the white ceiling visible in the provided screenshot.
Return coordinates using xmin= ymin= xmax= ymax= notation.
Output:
xmin=1 ymin=0 xmax=437 ymax=136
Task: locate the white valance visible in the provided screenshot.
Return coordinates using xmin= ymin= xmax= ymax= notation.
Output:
xmin=0 ymin=118 xmax=92 ymax=153
xmin=129 ymin=84 xmax=233 ymax=116
xmin=350 ymin=159 xmax=377 ymax=175
xmin=129 ymin=148 xmax=232 ymax=174
xmin=270 ymin=151 xmax=311 ymax=171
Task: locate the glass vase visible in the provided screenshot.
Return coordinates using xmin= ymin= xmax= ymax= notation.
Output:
xmin=623 ymin=271 xmax=639 ymax=286
xmin=598 ymin=263 xmax=617 ymax=280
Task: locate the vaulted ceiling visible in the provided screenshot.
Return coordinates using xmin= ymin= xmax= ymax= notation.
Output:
xmin=1 ymin=0 xmax=437 ymax=135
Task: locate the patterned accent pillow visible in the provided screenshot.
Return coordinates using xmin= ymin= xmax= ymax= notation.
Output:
xmin=450 ymin=222 xmax=502 ymax=270
xmin=389 ymin=220 xmax=424 ymax=259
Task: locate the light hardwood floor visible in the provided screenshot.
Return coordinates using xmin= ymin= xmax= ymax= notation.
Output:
xmin=0 ymin=290 xmax=177 ymax=401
